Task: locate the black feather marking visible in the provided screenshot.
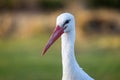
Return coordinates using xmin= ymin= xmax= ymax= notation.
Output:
xmin=63 ymin=19 xmax=71 ymax=27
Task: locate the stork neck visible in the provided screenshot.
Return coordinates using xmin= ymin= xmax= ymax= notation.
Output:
xmin=61 ymin=31 xmax=94 ymax=80
xmin=61 ymin=30 xmax=79 ymax=75
xmin=61 ymin=31 xmax=75 ymax=58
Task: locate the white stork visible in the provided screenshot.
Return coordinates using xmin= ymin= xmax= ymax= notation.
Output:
xmin=42 ymin=13 xmax=94 ymax=80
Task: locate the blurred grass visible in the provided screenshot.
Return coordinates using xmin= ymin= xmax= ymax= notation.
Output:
xmin=0 ymin=0 xmax=120 ymax=80
xmin=0 ymin=34 xmax=120 ymax=80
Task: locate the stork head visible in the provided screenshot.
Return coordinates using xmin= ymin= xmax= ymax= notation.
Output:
xmin=42 ymin=13 xmax=75 ymax=55
xmin=56 ymin=13 xmax=75 ymax=33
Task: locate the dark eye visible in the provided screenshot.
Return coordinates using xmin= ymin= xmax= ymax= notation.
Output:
xmin=65 ymin=19 xmax=70 ymax=24
xmin=63 ymin=19 xmax=71 ymax=27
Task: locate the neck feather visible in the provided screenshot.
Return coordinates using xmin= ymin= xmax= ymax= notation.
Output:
xmin=61 ymin=30 xmax=94 ymax=80
xmin=61 ymin=30 xmax=79 ymax=75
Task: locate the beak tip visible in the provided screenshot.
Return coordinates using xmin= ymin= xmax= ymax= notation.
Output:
xmin=41 ymin=53 xmax=44 ymax=56
xmin=41 ymin=50 xmax=46 ymax=56
xmin=41 ymin=54 xmax=44 ymax=56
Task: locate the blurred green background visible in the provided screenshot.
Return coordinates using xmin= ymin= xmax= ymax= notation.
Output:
xmin=0 ymin=0 xmax=120 ymax=80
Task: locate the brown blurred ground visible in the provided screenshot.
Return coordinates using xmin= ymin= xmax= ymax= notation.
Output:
xmin=0 ymin=0 xmax=120 ymax=48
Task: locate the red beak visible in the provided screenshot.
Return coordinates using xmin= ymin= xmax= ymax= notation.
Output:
xmin=42 ymin=26 xmax=64 ymax=56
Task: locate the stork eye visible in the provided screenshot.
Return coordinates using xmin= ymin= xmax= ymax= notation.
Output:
xmin=63 ymin=19 xmax=71 ymax=27
xmin=65 ymin=19 xmax=70 ymax=24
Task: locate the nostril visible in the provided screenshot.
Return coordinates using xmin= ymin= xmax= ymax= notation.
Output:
xmin=64 ymin=26 xmax=67 ymax=29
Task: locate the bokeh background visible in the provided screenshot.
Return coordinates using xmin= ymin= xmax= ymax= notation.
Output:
xmin=0 ymin=0 xmax=120 ymax=80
